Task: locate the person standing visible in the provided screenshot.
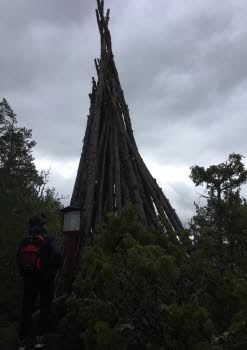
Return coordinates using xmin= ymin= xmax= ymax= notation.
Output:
xmin=17 ymin=215 xmax=63 ymax=350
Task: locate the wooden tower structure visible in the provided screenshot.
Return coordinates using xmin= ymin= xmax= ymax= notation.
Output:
xmin=71 ymin=0 xmax=183 ymax=247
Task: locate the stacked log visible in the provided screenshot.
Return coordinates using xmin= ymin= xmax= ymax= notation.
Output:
xmin=71 ymin=0 xmax=183 ymax=255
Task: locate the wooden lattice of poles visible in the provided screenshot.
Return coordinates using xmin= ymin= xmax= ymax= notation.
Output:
xmin=70 ymin=0 xmax=183 ymax=254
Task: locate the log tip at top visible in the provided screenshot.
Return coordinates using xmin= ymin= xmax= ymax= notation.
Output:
xmin=96 ymin=0 xmax=110 ymax=21
xmin=97 ymin=0 xmax=104 ymax=13
xmin=106 ymin=8 xmax=110 ymax=22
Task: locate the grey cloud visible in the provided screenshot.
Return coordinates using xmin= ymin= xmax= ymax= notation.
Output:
xmin=0 ymin=0 xmax=93 ymax=28
xmin=163 ymin=181 xmax=202 ymax=226
xmin=116 ymin=0 xmax=246 ymax=128
xmin=1 ymin=0 xmax=247 ymax=220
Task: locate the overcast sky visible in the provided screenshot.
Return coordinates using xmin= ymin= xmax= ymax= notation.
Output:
xmin=1 ymin=0 xmax=247 ymax=224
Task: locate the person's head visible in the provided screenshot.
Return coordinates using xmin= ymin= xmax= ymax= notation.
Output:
xmin=40 ymin=213 xmax=48 ymax=229
xmin=29 ymin=215 xmax=42 ymax=235
xmin=29 ymin=215 xmax=42 ymax=228
xmin=29 ymin=214 xmax=48 ymax=235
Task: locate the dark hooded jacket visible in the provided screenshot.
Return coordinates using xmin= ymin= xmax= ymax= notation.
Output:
xmin=17 ymin=225 xmax=63 ymax=276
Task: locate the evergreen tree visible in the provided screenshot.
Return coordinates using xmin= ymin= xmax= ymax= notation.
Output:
xmin=189 ymin=154 xmax=247 ymax=346
xmin=63 ymin=207 xmax=215 ymax=350
xmin=0 ymin=98 xmax=41 ymax=190
xmin=0 ymin=99 xmax=62 ymax=344
xmin=190 ymin=153 xmax=247 ymax=275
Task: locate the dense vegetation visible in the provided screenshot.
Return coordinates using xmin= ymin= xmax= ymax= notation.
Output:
xmin=1 ymin=99 xmax=247 ymax=349
xmin=0 ymin=99 xmax=62 ymax=345
xmin=63 ymin=154 xmax=247 ymax=350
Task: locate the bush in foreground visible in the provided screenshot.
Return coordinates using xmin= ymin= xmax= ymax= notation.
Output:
xmin=63 ymin=207 xmax=216 ymax=350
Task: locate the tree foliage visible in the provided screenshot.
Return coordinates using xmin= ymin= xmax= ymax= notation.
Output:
xmin=188 ymin=154 xmax=247 ymax=348
xmin=63 ymin=207 xmax=213 ymax=350
xmin=63 ymin=154 xmax=247 ymax=350
xmin=0 ymin=99 xmax=62 ymax=341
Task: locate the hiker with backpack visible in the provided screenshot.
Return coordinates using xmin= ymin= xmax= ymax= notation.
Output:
xmin=17 ymin=215 xmax=63 ymax=350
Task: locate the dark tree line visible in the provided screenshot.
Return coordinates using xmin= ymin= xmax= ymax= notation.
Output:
xmin=0 ymin=99 xmax=62 ymax=344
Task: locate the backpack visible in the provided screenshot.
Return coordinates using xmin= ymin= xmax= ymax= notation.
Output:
xmin=18 ymin=234 xmax=46 ymax=273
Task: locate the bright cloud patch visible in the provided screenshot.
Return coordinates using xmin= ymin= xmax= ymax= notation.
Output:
xmin=35 ymin=157 xmax=78 ymax=180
